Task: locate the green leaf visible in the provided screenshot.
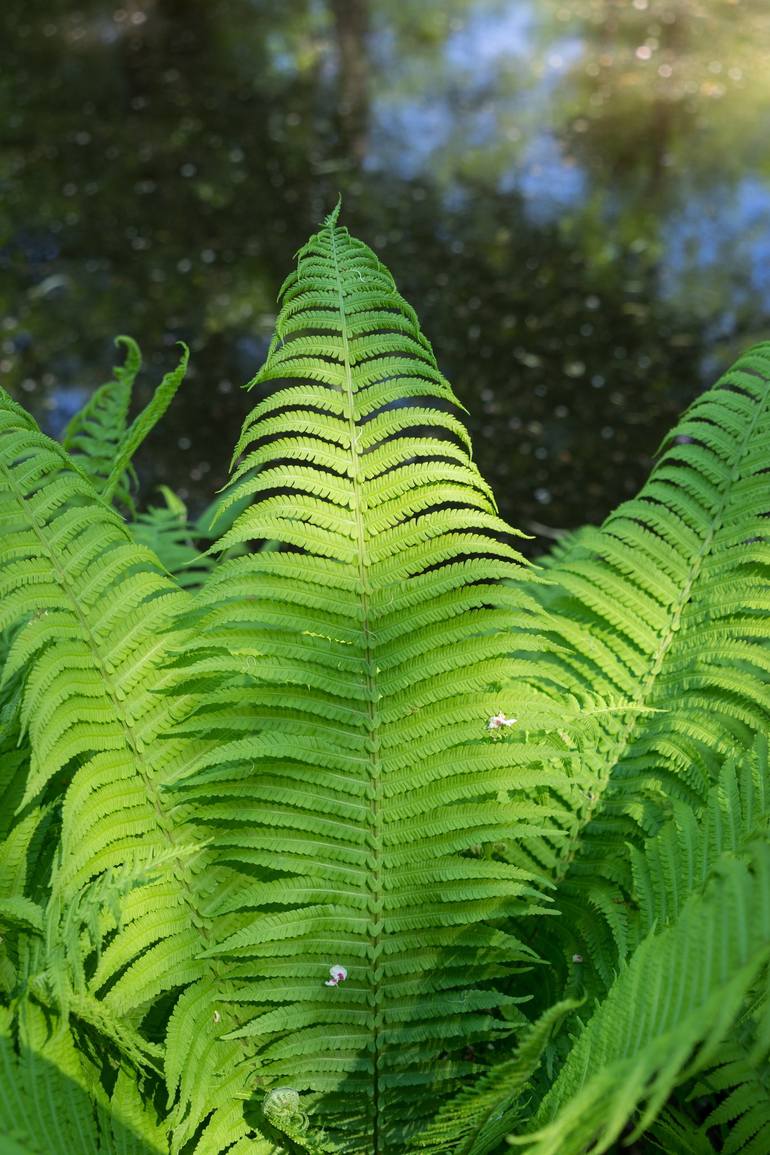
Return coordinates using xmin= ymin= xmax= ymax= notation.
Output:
xmin=0 ymin=1004 xmax=165 ymax=1154
xmin=513 ymin=845 xmax=770 ymax=1155
xmin=102 ymin=343 xmax=188 ymax=502
xmin=162 ymin=209 xmax=566 ymax=1151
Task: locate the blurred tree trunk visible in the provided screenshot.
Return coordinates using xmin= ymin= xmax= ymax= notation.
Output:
xmin=329 ymin=0 xmax=370 ymax=164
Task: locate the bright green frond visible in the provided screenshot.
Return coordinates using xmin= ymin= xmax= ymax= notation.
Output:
xmin=0 ymin=393 xmax=235 ymax=1076
xmin=163 ymin=210 xmax=564 ymax=1152
xmin=518 ymin=344 xmax=770 ymax=977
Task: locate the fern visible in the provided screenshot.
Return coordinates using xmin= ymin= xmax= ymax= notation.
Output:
xmin=0 ymin=1004 xmax=165 ymax=1154
xmin=512 ymin=843 xmax=770 ymax=1154
xmin=2 ymin=212 xmax=770 ymax=1155
xmin=515 ymin=344 xmax=770 ymax=981
xmin=157 ymin=202 xmax=569 ymax=1152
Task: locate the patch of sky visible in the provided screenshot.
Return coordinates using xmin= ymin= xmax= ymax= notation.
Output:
xmin=48 ymin=386 xmax=89 ymax=438
xmin=364 ymin=100 xmax=453 ymax=179
xmin=661 ymin=177 xmax=770 ymax=312
xmin=540 ymin=36 xmax=584 ymax=93
xmin=444 ymin=1 xmax=534 ymax=74
xmin=501 ymin=132 xmax=586 ymax=223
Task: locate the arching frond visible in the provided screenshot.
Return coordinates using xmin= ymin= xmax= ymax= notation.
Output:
xmin=516 ymin=344 xmax=770 ymax=979
xmin=60 ymin=336 xmax=188 ymax=510
xmin=162 ymin=206 xmax=567 ymax=1152
xmin=102 ymin=344 xmax=188 ymax=502
xmin=0 ymin=393 xmax=240 ymax=1107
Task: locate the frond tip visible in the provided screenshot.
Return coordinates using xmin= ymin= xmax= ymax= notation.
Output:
xmin=323 ymin=194 xmax=343 ymax=229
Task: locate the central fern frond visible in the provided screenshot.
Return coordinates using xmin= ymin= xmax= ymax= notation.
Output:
xmin=167 ymin=205 xmax=563 ymax=1150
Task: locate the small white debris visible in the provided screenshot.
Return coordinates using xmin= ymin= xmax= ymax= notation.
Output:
xmin=325 ymin=964 xmax=348 ymax=987
xmin=487 ymin=712 xmax=517 ymax=731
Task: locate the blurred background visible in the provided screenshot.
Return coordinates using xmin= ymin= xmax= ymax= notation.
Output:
xmin=2 ymin=0 xmax=770 ymax=553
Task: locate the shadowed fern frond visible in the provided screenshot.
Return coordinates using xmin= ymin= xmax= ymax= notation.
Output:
xmin=0 ymin=1003 xmax=165 ymax=1154
xmin=411 ymin=998 xmax=580 ymax=1155
xmin=513 ymin=843 xmax=770 ymax=1155
xmin=631 ymin=735 xmax=770 ymax=939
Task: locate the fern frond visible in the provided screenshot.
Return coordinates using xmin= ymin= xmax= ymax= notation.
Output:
xmin=102 ymin=344 xmax=188 ymax=502
xmin=162 ymin=211 xmax=566 ymax=1152
xmin=631 ymin=735 xmax=770 ymax=939
xmin=645 ymin=1106 xmax=718 ymax=1154
xmin=0 ymin=1002 xmax=166 ymax=1155
xmin=412 ymin=998 xmax=580 ymax=1155
xmin=62 ymin=335 xmax=141 ymax=509
xmin=0 ymin=392 xmax=235 ymax=1057
xmin=689 ymin=894 xmax=770 ymax=1154
xmin=60 ymin=336 xmax=188 ymax=511
xmin=512 ymin=843 xmax=770 ymax=1155
xmin=517 ymin=344 xmax=770 ymax=977
xmin=696 ymin=1033 xmax=770 ymax=1155
xmin=258 ymin=1087 xmax=341 ymax=1154
xmin=129 ymin=486 xmax=214 ymax=589
xmin=622 ymin=741 xmax=770 ymax=1155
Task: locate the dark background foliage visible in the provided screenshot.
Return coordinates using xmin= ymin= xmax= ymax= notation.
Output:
xmin=2 ymin=0 xmax=770 ymax=552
